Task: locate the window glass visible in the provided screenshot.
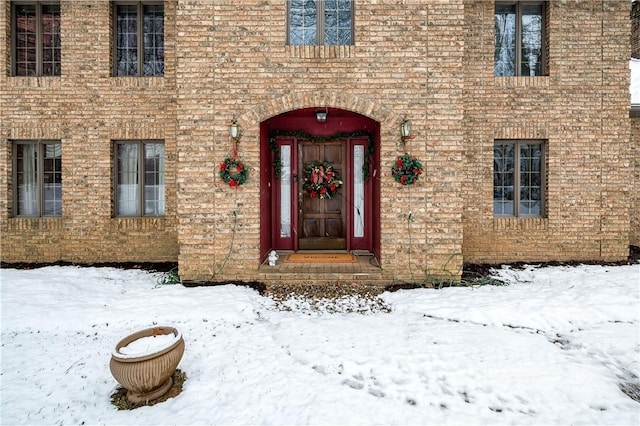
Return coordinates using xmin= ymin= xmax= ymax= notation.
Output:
xmin=519 ymin=143 xmax=542 ymax=215
xmin=493 ymin=143 xmax=515 ymax=216
xmin=117 ymin=143 xmax=140 ymax=215
xmin=16 ymin=144 xmax=38 ymax=215
xmin=116 ymin=5 xmax=138 ymax=76
xmin=115 ymin=141 xmax=165 ymax=217
xmin=353 ymin=145 xmax=364 ymax=238
xmin=43 ymin=144 xmax=62 ymax=215
xmin=324 ymin=0 xmax=351 ymax=45
xmin=280 ymin=146 xmax=291 ymax=238
xmin=494 ymin=4 xmax=516 ymax=77
xmin=144 ymin=143 xmax=165 ymax=215
xmin=114 ymin=2 xmax=164 ymax=76
xmin=143 ymin=4 xmax=164 ymax=76
xmin=289 ymin=0 xmax=318 ymax=45
xmin=288 ymin=0 xmax=352 ymax=46
xmin=13 ymin=2 xmax=60 ymax=76
xmin=520 ymin=4 xmax=543 ymax=76
xmin=14 ymin=141 xmax=62 ymax=216
xmin=494 ymin=2 xmax=546 ymax=77
xmin=494 ymin=141 xmax=544 ymax=217
xmin=41 ymin=4 xmax=61 ymax=76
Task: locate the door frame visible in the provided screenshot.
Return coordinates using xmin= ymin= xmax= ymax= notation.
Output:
xmin=259 ymin=108 xmax=380 ymax=260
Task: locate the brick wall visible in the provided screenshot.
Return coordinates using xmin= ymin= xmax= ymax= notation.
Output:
xmin=0 ymin=1 xmax=178 ymax=263
xmin=633 ymin=1 xmax=640 ymax=59
xmin=632 ymin=117 xmax=640 ymax=247
xmin=462 ymin=0 xmax=632 ymax=264
xmin=0 ymin=1 xmax=633 ymax=284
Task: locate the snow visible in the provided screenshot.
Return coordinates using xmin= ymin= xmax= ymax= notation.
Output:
xmin=116 ymin=331 xmax=181 ymax=358
xmin=631 ymin=59 xmax=640 ymax=105
xmin=1 ymin=263 xmax=639 ymax=425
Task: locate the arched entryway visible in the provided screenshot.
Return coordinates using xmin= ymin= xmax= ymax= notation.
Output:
xmin=259 ymin=107 xmax=381 ymax=262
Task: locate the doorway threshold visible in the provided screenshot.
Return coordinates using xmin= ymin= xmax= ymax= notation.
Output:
xmin=260 ymin=250 xmax=381 ymax=274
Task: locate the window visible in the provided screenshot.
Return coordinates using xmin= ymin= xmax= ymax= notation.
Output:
xmin=11 ymin=1 xmax=61 ymax=76
xmin=287 ymin=0 xmax=353 ymax=46
xmin=493 ymin=140 xmax=545 ymax=217
xmin=13 ymin=140 xmax=62 ymax=216
xmin=494 ymin=1 xmax=547 ymax=76
xmin=114 ymin=140 xmax=165 ymax=216
xmin=113 ymin=2 xmax=164 ymax=76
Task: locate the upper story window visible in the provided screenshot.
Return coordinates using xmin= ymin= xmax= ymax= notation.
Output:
xmin=287 ymin=0 xmax=353 ymax=46
xmin=11 ymin=1 xmax=61 ymax=76
xmin=13 ymin=140 xmax=62 ymax=217
xmin=494 ymin=1 xmax=548 ymax=77
xmin=112 ymin=2 xmax=164 ymax=76
xmin=114 ymin=140 xmax=165 ymax=217
xmin=494 ymin=140 xmax=546 ymax=217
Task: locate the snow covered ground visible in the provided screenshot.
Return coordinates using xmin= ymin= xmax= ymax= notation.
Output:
xmin=1 ymin=263 xmax=639 ymax=425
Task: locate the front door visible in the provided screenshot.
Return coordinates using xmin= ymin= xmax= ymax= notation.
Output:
xmin=298 ymin=140 xmax=346 ymax=250
xmin=261 ymin=108 xmax=380 ymax=262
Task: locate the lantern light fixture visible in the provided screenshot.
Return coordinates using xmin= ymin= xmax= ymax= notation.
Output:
xmin=400 ymin=118 xmax=412 ymax=147
xmin=315 ymin=109 xmax=328 ymax=122
xmin=401 ymin=118 xmax=412 ymax=138
xmin=229 ymin=117 xmax=241 ymax=140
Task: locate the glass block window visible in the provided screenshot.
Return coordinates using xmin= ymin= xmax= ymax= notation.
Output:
xmin=288 ymin=0 xmax=353 ymax=46
xmin=12 ymin=2 xmax=61 ymax=76
xmin=113 ymin=2 xmax=164 ymax=76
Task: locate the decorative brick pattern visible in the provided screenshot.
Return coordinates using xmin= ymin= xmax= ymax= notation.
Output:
xmin=0 ymin=1 xmax=634 ymax=287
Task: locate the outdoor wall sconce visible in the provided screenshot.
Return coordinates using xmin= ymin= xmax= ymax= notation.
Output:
xmin=400 ymin=118 xmax=412 ymax=147
xmin=315 ymin=109 xmax=328 ymax=123
xmin=229 ymin=117 xmax=242 ymax=141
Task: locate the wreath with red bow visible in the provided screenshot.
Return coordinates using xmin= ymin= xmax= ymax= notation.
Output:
xmin=219 ymin=157 xmax=248 ymax=187
xmin=391 ymin=153 xmax=423 ymax=185
xmin=303 ymin=161 xmax=343 ymax=199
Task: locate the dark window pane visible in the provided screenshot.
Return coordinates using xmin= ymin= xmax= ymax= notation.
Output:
xmin=143 ymin=4 xmax=164 ymax=76
xmin=143 ymin=143 xmax=165 ymax=215
xmin=117 ymin=143 xmax=140 ymax=215
xmin=43 ymin=143 xmax=62 ymax=215
xmin=323 ymin=0 xmax=351 ymax=45
xmin=289 ymin=0 xmax=317 ymax=45
xmin=494 ymin=4 xmax=516 ymax=76
xmin=16 ymin=144 xmax=38 ymax=215
xmin=14 ymin=5 xmax=37 ymax=76
xmin=521 ymin=4 xmax=543 ymax=76
xmin=41 ymin=4 xmax=61 ymax=76
xmin=116 ymin=5 xmax=138 ymax=76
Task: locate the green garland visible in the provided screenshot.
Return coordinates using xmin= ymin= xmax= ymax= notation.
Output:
xmin=219 ymin=157 xmax=249 ymax=187
xmin=302 ymin=161 xmax=343 ymax=199
xmin=268 ymin=130 xmax=374 ymax=180
xmin=391 ymin=153 xmax=423 ymax=185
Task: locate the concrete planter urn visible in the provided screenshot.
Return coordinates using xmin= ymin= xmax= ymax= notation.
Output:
xmin=110 ymin=326 xmax=185 ymax=403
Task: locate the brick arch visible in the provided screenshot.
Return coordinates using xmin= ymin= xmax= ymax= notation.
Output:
xmin=255 ymin=91 xmax=386 ymax=263
xmin=237 ymin=91 xmax=401 ymax=128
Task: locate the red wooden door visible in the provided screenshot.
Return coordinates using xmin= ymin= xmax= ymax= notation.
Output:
xmin=298 ymin=140 xmax=347 ymax=250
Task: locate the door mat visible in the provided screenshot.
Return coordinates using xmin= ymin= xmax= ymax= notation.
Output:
xmin=283 ymin=253 xmax=358 ymax=264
